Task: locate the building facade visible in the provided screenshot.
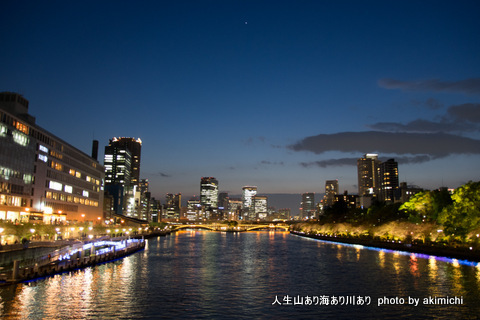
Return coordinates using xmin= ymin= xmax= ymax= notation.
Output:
xmin=379 ymin=159 xmax=399 ymax=203
xmin=200 ymin=177 xmax=219 ymax=209
xmin=1 ymin=92 xmax=104 ymax=223
xmin=242 ymin=186 xmax=257 ymax=220
xmin=104 ymin=137 xmax=142 ymax=218
xmin=252 ymin=195 xmax=268 ymax=220
xmin=324 ymin=180 xmax=339 ymax=208
xmin=300 ymin=192 xmax=315 ymax=219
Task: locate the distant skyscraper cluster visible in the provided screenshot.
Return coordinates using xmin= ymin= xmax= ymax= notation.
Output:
xmin=299 ymin=153 xmax=420 ymax=220
xmin=0 ymin=93 xmax=427 ymax=225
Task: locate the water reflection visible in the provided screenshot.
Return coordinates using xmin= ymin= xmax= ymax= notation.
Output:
xmin=0 ymin=231 xmax=479 ymax=319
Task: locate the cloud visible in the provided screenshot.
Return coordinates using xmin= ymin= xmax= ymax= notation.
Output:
xmin=243 ymin=136 xmax=267 ymax=146
xmin=300 ymin=155 xmax=436 ymax=168
xmin=411 ymin=98 xmax=443 ymax=110
xmin=289 ymin=131 xmax=480 ymax=158
xmin=143 ymin=171 xmax=171 ymax=177
xmin=260 ymin=160 xmax=284 ymax=165
xmin=447 ymin=103 xmax=480 ymax=123
xmin=300 ymin=158 xmax=356 ymax=168
xmin=378 ymin=78 xmax=480 ymax=95
xmin=367 ymin=119 xmax=473 ymax=133
xmin=368 ymin=103 xmax=480 ymax=133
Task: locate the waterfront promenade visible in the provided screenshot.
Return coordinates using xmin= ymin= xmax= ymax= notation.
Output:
xmin=291 ymin=231 xmax=480 ymax=263
xmin=0 ymin=236 xmax=146 ymax=285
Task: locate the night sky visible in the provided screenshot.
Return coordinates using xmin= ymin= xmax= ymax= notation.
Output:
xmin=1 ymin=1 xmax=479 ymax=212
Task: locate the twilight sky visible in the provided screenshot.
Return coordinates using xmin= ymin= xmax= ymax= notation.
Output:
xmin=1 ymin=1 xmax=479 ymax=209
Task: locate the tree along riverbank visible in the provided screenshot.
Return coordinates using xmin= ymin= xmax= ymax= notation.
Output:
xmin=291 ymin=222 xmax=480 ymax=263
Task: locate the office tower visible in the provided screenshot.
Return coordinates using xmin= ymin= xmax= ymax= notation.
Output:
xmin=200 ymin=177 xmax=219 ymax=208
xmin=253 ymin=195 xmax=268 ymax=220
xmin=357 ymin=154 xmax=381 ymax=197
xmin=0 ymin=92 xmax=104 ymax=223
xmin=186 ymin=198 xmax=201 ymax=221
xmin=108 ymin=137 xmax=142 ymax=186
xmin=136 ymin=179 xmax=150 ymax=220
xmin=242 ymin=186 xmax=257 ymax=220
xmin=228 ymin=198 xmax=242 ymax=220
xmin=104 ymin=137 xmax=142 ymax=218
xmin=301 ymin=193 xmax=315 ymax=219
xmin=149 ymin=197 xmax=161 ymax=222
xmin=380 ymin=159 xmax=399 ymax=203
xmin=164 ymin=193 xmax=181 ymax=219
xmin=218 ymin=192 xmax=229 ymax=210
xmin=104 ymin=141 xmax=131 ymax=215
xmin=324 ymin=180 xmax=339 ymax=208
xmin=104 ymin=143 xmax=132 ymax=187
xmin=104 ymin=137 xmax=141 ymax=187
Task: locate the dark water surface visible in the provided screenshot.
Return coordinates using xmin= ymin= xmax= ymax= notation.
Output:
xmin=1 ymin=231 xmax=479 ymax=319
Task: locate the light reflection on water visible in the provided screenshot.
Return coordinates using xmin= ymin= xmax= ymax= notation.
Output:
xmin=0 ymin=231 xmax=479 ymax=319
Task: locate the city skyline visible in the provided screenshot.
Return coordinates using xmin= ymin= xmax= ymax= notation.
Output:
xmin=1 ymin=1 xmax=479 ymax=201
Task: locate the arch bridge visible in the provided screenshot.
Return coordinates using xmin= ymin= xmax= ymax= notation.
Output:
xmin=169 ymin=223 xmax=290 ymax=232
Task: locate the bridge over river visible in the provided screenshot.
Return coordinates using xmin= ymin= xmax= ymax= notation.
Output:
xmin=169 ymin=223 xmax=290 ymax=232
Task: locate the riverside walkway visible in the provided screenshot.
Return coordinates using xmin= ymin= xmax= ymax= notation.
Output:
xmin=0 ymin=236 xmax=145 ymax=285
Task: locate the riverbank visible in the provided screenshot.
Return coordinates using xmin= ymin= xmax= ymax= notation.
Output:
xmin=291 ymin=231 xmax=480 ymax=263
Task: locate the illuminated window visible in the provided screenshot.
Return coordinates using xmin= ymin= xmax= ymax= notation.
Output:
xmin=49 ymin=181 xmax=62 ymax=191
xmin=46 ymin=191 xmax=52 ymax=199
xmin=39 ymin=145 xmax=49 ymax=153
xmin=13 ymin=131 xmax=29 ymax=146
xmin=83 ymin=190 xmax=89 ymax=197
xmin=51 ymin=162 xmax=63 ymax=171
xmin=69 ymin=169 xmax=75 ymax=176
xmin=14 ymin=121 xmax=29 ymax=134
xmin=75 ymin=172 xmax=81 ymax=178
xmin=0 ymin=124 xmax=7 ymax=136
xmin=65 ymin=185 xmax=73 ymax=193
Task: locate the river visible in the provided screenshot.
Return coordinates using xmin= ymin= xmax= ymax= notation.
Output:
xmin=1 ymin=230 xmax=479 ymax=319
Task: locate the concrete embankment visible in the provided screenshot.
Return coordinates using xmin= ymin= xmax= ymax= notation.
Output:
xmin=0 ymin=237 xmax=146 ymax=285
xmin=291 ymin=231 xmax=480 ymax=263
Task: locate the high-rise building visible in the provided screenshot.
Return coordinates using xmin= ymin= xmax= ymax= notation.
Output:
xmin=200 ymin=177 xmax=219 ymax=209
xmin=107 ymin=137 xmax=142 ymax=186
xmin=324 ymin=180 xmax=339 ymax=207
xmin=253 ymin=195 xmax=268 ymax=220
xmin=301 ymin=193 xmax=315 ymax=219
xmin=0 ymin=92 xmax=104 ymax=223
xmin=104 ymin=137 xmax=142 ymax=218
xmin=380 ymin=159 xmax=399 ymax=203
xmin=357 ymin=154 xmax=381 ymax=197
xmin=242 ymin=186 xmax=257 ymax=220
xmin=228 ymin=198 xmax=242 ymax=220
xmin=164 ymin=193 xmax=181 ymax=219
xmin=104 ymin=144 xmax=132 ymax=187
